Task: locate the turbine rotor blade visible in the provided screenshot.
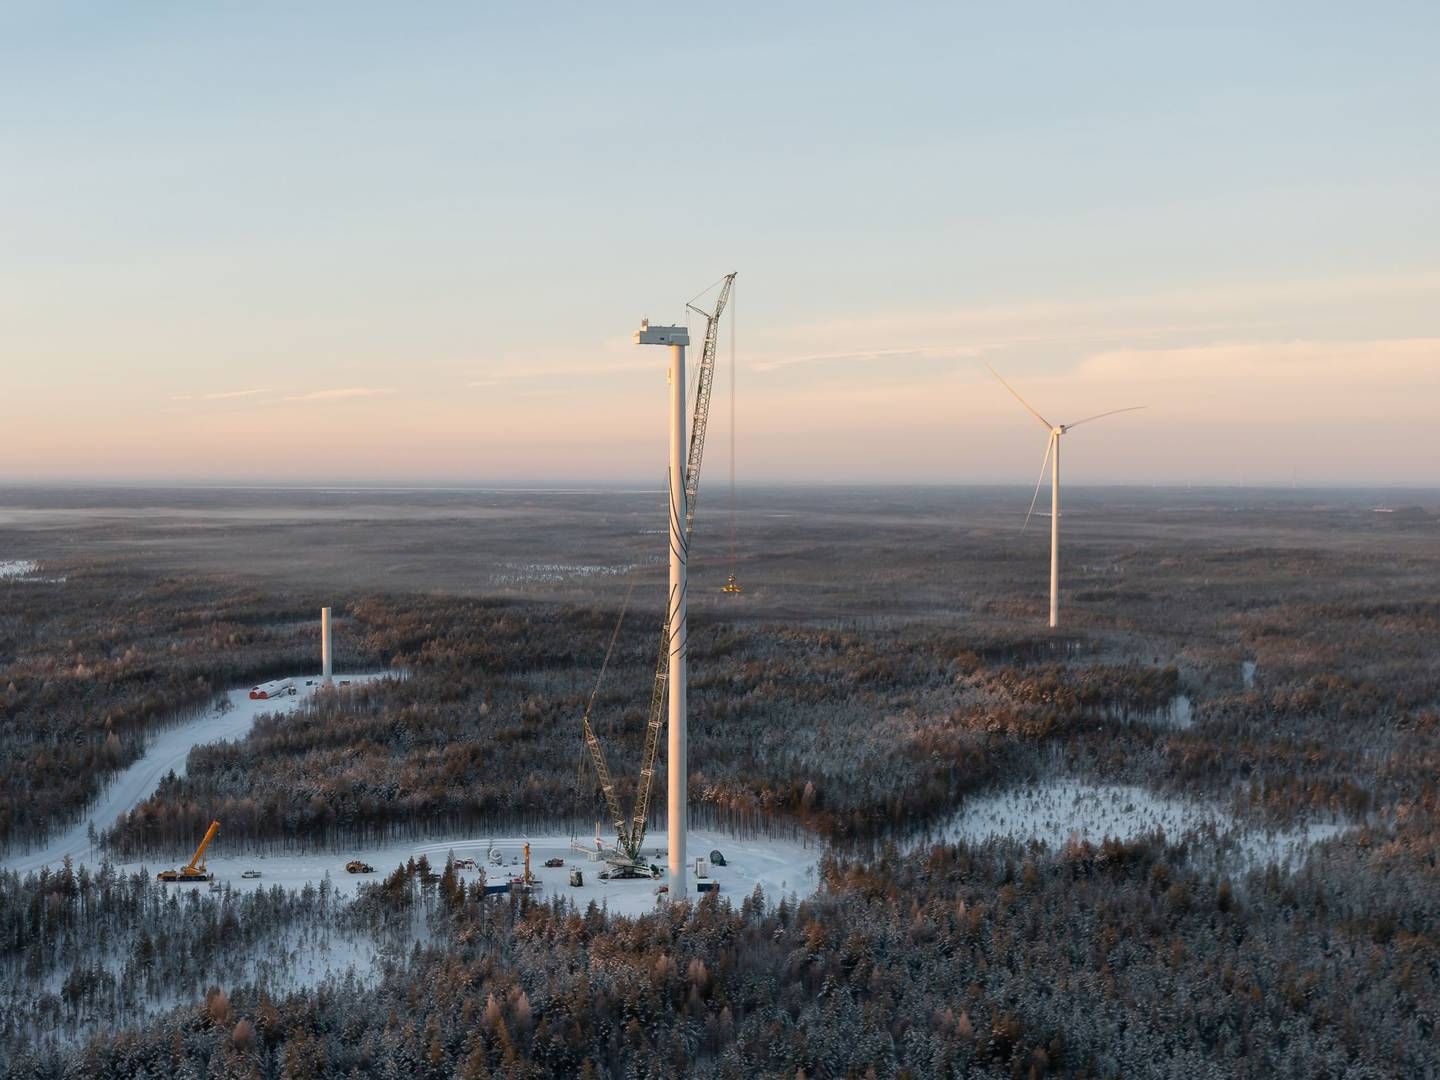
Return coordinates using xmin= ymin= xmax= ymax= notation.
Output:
xmin=1063 ymin=406 xmax=1145 ymax=430
xmin=1023 ymin=433 xmax=1055 ymax=533
xmin=984 ymin=363 xmax=1053 ymax=431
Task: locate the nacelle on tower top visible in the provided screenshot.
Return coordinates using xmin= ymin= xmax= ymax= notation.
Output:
xmin=634 ymin=320 xmax=689 ymax=346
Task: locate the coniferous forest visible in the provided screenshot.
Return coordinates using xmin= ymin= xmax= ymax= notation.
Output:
xmin=1 ymin=486 xmax=1438 ymax=1077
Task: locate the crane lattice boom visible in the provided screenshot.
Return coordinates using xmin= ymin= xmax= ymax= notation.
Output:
xmin=581 ymin=273 xmax=735 ymax=868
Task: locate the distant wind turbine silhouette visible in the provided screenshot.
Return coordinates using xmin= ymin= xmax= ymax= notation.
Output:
xmin=986 ymin=364 xmax=1143 ymax=629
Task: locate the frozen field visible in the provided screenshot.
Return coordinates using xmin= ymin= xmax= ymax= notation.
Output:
xmin=936 ymin=780 xmax=1350 ymax=870
xmin=3 ymin=672 xmax=396 ymax=874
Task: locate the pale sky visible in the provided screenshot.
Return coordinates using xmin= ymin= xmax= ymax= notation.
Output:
xmin=2 ymin=3 xmax=1437 ymax=486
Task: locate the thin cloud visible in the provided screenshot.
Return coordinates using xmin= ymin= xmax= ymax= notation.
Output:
xmin=754 ymin=352 xmax=933 ymax=377
xmin=169 ymin=387 xmax=272 ymax=402
xmin=471 ymin=358 xmax=659 ymax=385
xmin=282 ymin=387 xmax=396 ymax=402
xmin=778 ymin=271 xmax=1440 ymax=341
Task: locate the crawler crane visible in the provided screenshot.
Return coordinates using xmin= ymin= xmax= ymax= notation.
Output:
xmin=157 ymin=820 xmax=220 ymax=883
xmin=580 ymin=273 xmax=735 ymax=878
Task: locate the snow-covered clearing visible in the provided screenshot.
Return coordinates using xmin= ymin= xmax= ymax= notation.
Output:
xmin=3 ymin=672 xmax=396 ymax=874
xmin=103 ymin=828 xmax=820 ymax=917
xmin=3 ymin=673 xmax=818 ymax=916
xmin=935 ymin=780 xmax=1349 ymax=871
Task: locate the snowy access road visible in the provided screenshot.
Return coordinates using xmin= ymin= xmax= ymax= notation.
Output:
xmin=2 ymin=672 xmax=395 ymax=875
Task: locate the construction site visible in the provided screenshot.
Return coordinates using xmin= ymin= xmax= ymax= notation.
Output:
xmin=2 ymin=273 xmax=820 ymax=918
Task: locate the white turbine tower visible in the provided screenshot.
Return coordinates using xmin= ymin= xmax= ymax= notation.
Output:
xmin=987 ymin=364 xmax=1143 ymax=629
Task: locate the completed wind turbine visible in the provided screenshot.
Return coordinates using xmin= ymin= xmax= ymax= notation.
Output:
xmin=986 ymin=364 xmax=1143 ymax=629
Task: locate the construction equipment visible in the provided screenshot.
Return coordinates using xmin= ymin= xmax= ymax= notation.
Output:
xmin=509 ymin=842 xmax=540 ymax=892
xmin=157 ymin=820 xmax=220 ymax=883
xmin=345 ymin=860 xmax=374 ymax=874
xmin=580 ymin=273 xmax=736 ymax=878
xmin=722 ymin=280 xmax=742 ymax=595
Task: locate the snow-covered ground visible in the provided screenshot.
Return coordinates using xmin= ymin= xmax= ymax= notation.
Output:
xmin=100 ymin=829 xmax=821 ymax=917
xmin=1242 ymin=660 xmax=1258 ymax=689
xmin=492 ymin=561 xmax=644 ymax=586
xmin=1164 ymin=694 xmax=1194 ymax=728
xmin=3 ymin=672 xmax=396 ymax=874
xmin=936 ymin=780 xmax=1349 ymax=870
xmin=0 ymin=558 xmax=62 ymax=583
xmin=3 ymin=672 xmax=819 ymax=915
xmin=1105 ymin=693 xmax=1194 ymax=730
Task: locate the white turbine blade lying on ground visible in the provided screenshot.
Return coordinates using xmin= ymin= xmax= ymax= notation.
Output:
xmin=1023 ymin=433 xmax=1054 ymax=533
xmin=1063 ymin=405 xmax=1145 ymax=429
xmin=984 ymin=363 xmax=1053 ymax=431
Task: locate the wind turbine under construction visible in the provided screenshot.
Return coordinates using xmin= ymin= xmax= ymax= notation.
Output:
xmin=986 ymin=364 xmax=1144 ymax=629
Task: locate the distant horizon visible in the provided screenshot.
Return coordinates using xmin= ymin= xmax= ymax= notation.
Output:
xmin=2 ymin=478 xmax=1438 ymax=495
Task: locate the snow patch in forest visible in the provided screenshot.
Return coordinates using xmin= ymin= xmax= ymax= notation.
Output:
xmin=0 ymin=558 xmax=62 ymax=583
xmin=1162 ymin=694 xmax=1193 ymax=728
xmin=4 ymin=883 xmax=405 ymax=1046
xmin=1242 ymin=660 xmax=1258 ymax=689
xmin=3 ymin=672 xmax=399 ymax=874
xmin=938 ymin=781 xmax=1348 ymax=870
xmin=493 ymin=561 xmax=641 ymax=585
xmin=1104 ymin=693 xmax=1194 ymax=730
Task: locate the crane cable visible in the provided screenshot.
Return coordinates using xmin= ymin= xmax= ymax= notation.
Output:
xmin=583 ymin=578 xmax=637 ymax=724
xmin=728 ymin=281 xmax=739 ymax=589
xmin=575 ymin=576 xmax=636 ymax=825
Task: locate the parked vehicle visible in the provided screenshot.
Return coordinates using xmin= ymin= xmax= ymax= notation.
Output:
xmin=241 ymin=869 xmax=262 ymax=879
